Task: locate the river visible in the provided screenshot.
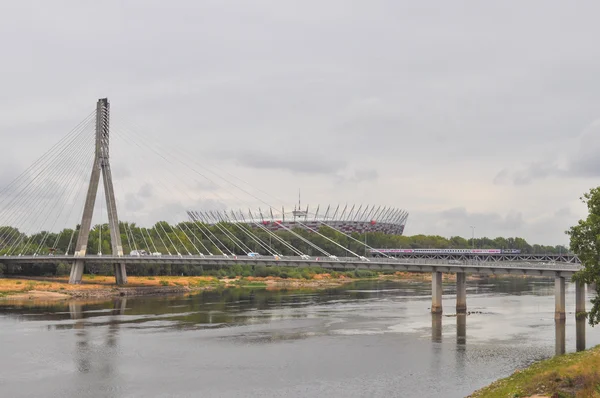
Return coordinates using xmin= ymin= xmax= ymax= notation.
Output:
xmin=0 ymin=277 xmax=598 ymax=398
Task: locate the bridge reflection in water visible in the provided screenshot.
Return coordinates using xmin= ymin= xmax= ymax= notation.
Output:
xmin=69 ymin=299 xmax=127 ymax=380
xmin=431 ymin=313 xmax=586 ymax=357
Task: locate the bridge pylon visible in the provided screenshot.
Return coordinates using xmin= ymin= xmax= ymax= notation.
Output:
xmin=69 ymin=98 xmax=127 ymax=285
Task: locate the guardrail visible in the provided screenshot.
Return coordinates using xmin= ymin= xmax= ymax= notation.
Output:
xmin=0 ymin=254 xmax=582 ymax=272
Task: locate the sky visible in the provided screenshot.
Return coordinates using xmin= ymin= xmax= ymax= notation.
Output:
xmin=1 ymin=1 xmax=600 ymax=245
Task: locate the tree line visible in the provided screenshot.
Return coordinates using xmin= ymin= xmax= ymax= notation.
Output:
xmin=0 ymin=221 xmax=568 ymax=258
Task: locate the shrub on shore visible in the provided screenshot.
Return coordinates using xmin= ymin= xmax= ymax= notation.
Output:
xmin=470 ymin=345 xmax=600 ymax=397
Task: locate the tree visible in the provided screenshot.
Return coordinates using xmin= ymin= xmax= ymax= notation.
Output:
xmin=567 ymin=187 xmax=600 ymax=325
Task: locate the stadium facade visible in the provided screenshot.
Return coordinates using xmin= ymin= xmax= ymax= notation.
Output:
xmin=188 ymin=204 xmax=408 ymax=235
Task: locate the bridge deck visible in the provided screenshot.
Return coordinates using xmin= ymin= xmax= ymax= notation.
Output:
xmin=0 ymin=255 xmax=581 ymax=277
xmin=371 ymin=252 xmax=580 ymax=263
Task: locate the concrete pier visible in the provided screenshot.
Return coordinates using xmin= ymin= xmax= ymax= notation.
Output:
xmin=555 ymin=319 xmax=566 ymax=355
xmin=575 ymin=282 xmax=585 ymax=316
xmin=69 ymin=259 xmax=85 ymax=285
xmin=554 ymin=276 xmax=566 ymax=320
xmin=431 ymin=271 xmax=443 ymax=314
xmin=114 ymin=263 xmax=127 ymax=285
xmin=456 ymin=272 xmax=467 ymax=314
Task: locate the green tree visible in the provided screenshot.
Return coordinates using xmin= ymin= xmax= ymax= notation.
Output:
xmin=567 ymin=187 xmax=600 ymax=325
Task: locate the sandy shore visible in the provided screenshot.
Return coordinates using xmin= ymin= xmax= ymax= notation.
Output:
xmin=0 ymin=274 xmax=361 ymax=301
xmin=0 ymin=272 xmax=529 ymax=303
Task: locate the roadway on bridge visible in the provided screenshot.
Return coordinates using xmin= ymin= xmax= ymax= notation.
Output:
xmin=2 ymin=254 xmax=582 ymax=277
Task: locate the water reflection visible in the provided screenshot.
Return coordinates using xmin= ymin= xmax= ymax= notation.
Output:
xmin=554 ymin=318 xmax=587 ymax=356
xmin=432 ymin=313 xmax=442 ymax=343
xmin=457 ymin=314 xmax=466 ymax=346
xmin=0 ymin=278 xmax=599 ymax=398
xmin=70 ymin=299 xmax=126 ymax=381
xmin=555 ymin=319 xmax=566 ymax=355
xmin=576 ymin=317 xmax=586 ymax=352
xmin=107 ymin=298 xmax=126 ymax=348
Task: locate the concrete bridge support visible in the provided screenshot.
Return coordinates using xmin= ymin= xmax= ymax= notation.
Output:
xmin=456 ymin=272 xmax=467 ymax=314
xmin=69 ymin=259 xmax=85 ymax=285
xmin=431 ymin=271 xmax=443 ymax=314
xmin=554 ymin=276 xmax=566 ymax=320
xmin=575 ymin=282 xmax=585 ymax=316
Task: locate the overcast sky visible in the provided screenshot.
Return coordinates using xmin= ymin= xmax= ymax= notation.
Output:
xmin=1 ymin=1 xmax=600 ymax=245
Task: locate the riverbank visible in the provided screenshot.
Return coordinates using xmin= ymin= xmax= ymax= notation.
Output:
xmin=469 ymin=344 xmax=600 ymax=397
xmin=0 ymin=273 xmax=368 ymax=301
xmin=0 ymin=272 xmax=538 ymax=302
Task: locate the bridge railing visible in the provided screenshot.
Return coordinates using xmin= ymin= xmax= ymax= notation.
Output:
xmin=2 ymin=254 xmax=582 ymax=271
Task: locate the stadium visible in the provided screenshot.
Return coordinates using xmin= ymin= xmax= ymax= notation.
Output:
xmin=188 ymin=204 xmax=409 ymax=236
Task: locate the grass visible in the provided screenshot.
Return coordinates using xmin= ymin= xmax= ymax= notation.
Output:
xmin=470 ymin=345 xmax=600 ymax=397
xmin=236 ymin=280 xmax=268 ymax=288
xmin=0 ymin=270 xmax=420 ymax=298
xmin=0 ymin=275 xmax=219 ymax=294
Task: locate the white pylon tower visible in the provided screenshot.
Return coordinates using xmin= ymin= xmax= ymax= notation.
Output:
xmin=69 ymin=98 xmax=127 ymax=284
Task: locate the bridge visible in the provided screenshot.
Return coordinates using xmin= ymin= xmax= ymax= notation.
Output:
xmin=0 ymin=98 xmax=585 ymax=321
xmin=371 ymin=251 xmax=580 ymax=264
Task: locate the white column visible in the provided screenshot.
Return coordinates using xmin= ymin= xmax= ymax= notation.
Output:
xmin=432 ymin=271 xmax=442 ymax=314
xmin=456 ymin=272 xmax=467 ymax=314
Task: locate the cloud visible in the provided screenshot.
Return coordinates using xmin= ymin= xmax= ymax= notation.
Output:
xmin=137 ymin=184 xmax=153 ymax=198
xmin=495 ymin=119 xmax=600 ymax=185
xmin=554 ymin=207 xmax=574 ymax=218
xmin=236 ymin=152 xmax=346 ymax=175
xmin=125 ymin=193 xmax=144 ymax=212
xmin=194 ymin=179 xmax=220 ymax=192
xmin=4 ymin=1 xmax=600 ymax=245
xmin=409 ymin=206 xmax=577 ymax=245
xmin=334 ymin=168 xmax=379 ymax=184
xmin=437 ymin=207 xmax=524 ymax=231
xmin=495 ymin=161 xmax=562 ymax=186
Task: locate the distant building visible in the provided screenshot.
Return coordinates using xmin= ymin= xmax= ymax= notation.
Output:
xmin=188 ymin=204 xmax=408 ymax=236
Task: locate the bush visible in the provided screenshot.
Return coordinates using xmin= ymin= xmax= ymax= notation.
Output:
xmin=354 ymin=269 xmax=377 ymax=278
xmin=55 ymin=263 xmax=70 ymax=276
xmin=254 ymin=266 xmax=281 ymax=278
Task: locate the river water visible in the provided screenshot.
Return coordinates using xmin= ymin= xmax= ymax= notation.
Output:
xmin=0 ymin=277 xmax=598 ymax=398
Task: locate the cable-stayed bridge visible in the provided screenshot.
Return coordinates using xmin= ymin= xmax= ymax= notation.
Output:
xmin=0 ymin=99 xmax=584 ymax=319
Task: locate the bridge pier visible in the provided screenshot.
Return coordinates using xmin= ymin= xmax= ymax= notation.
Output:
xmin=114 ymin=263 xmax=127 ymax=285
xmin=431 ymin=271 xmax=443 ymax=314
xmin=456 ymin=272 xmax=467 ymax=314
xmin=69 ymin=259 xmax=85 ymax=284
xmin=575 ymin=282 xmax=585 ymax=316
xmin=554 ymin=276 xmax=566 ymax=320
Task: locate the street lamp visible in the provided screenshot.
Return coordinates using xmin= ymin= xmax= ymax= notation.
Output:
xmin=470 ymin=226 xmax=475 ymax=250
